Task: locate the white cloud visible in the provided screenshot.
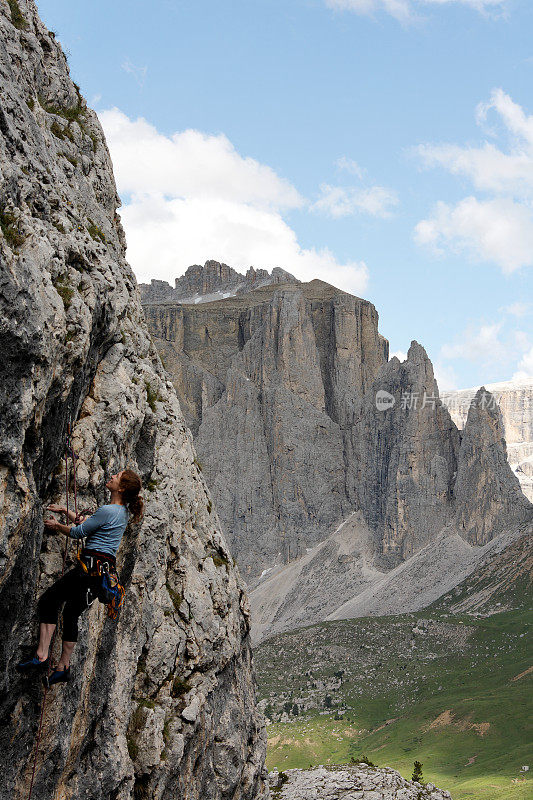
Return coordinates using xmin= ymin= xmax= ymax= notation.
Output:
xmin=438 ymin=319 xmax=532 ymax=383
xmin=414 ymin=196 xmax=533 ymax=273
xmin=512 ymin=346 xmax=533 ymax=381
xmin=335 ymin=156 xmax=365 ymax=178
xmin=513 ymin=330 xmax=530 ymax=351
xmin=389 ymin=349 xmax=408 ymax=361
xmin=325 ymin=0 xmax=507 ymax=22
xmin=418 ymin=90 xmax=533 ymax=199
xmin=121 ymin=59 xmax=148 ymax=88
xmin=440 ymin=322 xmax=507 ymax=363
xmin=98 ymin=108 xmax=369 ymax=295
xmin=100 ymin=108 xmax=302 ymax=210
xmin=312 ymin=184 xmax=399 ymax=218
xmin=433 ymin=360 xmax=459 ymax=392
xmin=415 ymin=91 xmax=533 ymax=273
xmin=500 ymin=301 xmax=531 ymax=318
xmin=120 ymin=193 xmax=369 ymax=291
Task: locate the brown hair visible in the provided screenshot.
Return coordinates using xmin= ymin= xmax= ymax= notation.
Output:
xmin=119 ymin=469 xmax=144 ymax=523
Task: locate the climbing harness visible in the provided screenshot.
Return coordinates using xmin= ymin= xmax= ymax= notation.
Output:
xmin=76 ymin=549 xmax=125 ymax=619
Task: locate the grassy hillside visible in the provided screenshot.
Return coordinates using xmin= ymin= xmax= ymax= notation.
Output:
xmin=255 ymin=608 xmax=532 ymax=800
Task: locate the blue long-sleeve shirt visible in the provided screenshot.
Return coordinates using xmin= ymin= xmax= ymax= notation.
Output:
xmin=69 ymin=504 xmax=129 ymax=557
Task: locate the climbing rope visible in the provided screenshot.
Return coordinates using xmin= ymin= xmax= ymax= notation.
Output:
xmin=26 ymin=422 xmax=78 ymax=800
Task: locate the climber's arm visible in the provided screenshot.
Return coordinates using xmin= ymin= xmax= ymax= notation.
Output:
xmin=43 ymin=517 xmax=73 ymax=536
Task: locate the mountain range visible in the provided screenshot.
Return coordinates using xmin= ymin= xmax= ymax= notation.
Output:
xmin=141 ymin=263 xmax=532 ymax=643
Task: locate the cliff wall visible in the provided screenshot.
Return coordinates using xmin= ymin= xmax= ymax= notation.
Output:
xmin=144 ymin=280 xmax=388 ymax=579
xmin=0 ymin=3 xmax=268 ymax=798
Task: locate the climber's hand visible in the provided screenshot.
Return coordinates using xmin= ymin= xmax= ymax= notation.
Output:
xmin=44 ymin=516 xmax=58 ymax=531
xmin=47 ymin=504 xmax=64 ymax=514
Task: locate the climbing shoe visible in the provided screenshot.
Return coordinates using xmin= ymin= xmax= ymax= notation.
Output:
xmin=43 ymin=666 xmax=71 ymax=688
xmin=16 ymin=655 xmax=49 ymax=674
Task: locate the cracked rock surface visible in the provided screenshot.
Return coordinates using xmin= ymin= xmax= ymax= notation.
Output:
xmin=0 ymin=2 xmax=268 ymax=798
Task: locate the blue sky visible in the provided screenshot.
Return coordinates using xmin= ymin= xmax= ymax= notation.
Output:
xmin=38 ymin=0 xmax=533 ymax=390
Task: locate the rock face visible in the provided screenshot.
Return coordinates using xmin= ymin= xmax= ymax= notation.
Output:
xmin=139 ymin=260 xmax=299 ymax=305
xmin=0 ymin=4 xmax=267 ymax=799
xmin=144 ymin=274 xmax=533 ymax=584
xmin=269 ymin=765 xmax=453 ymax=800
xmin=250 ymin=347 xmax=533 ymax=641
xmin=349 ymin=347 xmax=532 ymax=568
xmin=144 ymin=279 xmax=388 ymax=579
xmin=442 ymin=379 xmax=533 ymax=502
xmin=453 ymin=387 xmax=532 ymax=544
xmin=348 ymin=342 xmax=461 ymax=568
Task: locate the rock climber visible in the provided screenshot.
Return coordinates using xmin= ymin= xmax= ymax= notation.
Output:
xmin=16 ymin=469 xmax=144 ymax=687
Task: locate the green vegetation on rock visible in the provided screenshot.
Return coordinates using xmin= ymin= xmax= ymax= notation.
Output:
xmin=145 ymin=380 xmax=161 ymax=411
xmin=87 ymin=219 xmax=106 ymax=243
xmin=8 ymin=0 xmax=28 ymax=30
xmin=0 ymin=209 xmax=25 ymax=249
xmin=52 ymin=273 xmax=74 ymax=309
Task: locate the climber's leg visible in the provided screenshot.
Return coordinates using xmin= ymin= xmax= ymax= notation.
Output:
xmin=16 ymin=569 xmax=80 ymax=674
xmin=45 ymin=578 xmax=93 ymax=687
xmin=36 ymin=622 xmax=55 ymax=662
xmin=57 ymin=639 xmax=75 ymax=670
xmin=45 ymin=638 xmax=75 ymax=686
xmin=36 ymin=569 xmax=79 ymax=659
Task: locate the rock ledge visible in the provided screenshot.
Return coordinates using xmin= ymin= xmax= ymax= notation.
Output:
xmin=269 ymin=764 xmax=453 ymax=799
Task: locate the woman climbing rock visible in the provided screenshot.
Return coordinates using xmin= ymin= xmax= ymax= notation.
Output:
xmin=16 ymin=469 xmax=144 ymax=687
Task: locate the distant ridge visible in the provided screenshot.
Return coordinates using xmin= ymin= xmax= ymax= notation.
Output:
xmin=139 ymin=259 xmax=299 ymax=304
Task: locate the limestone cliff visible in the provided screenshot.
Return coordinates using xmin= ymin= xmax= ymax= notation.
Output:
xmin=0 ymin=3 xmax=268 ymax=798
xmin=145 ymin=274 xmax=533 ymax=585
xmin=348 ymin=341 xmax=461 ymax=568
xmin=442 ymin=379 xmax=533 ymax=502
xmin=144 ymin=279 xmax=388 ymax=579
xmin=453 ymin=386 xmax=532 ymax=544
xmin=250 ymin=345 xmax=533 ymax=641
xmin=349 ymin=345 xmax=532 ymax=567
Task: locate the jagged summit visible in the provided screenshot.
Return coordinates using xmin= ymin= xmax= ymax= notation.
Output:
xmin=442 ymin=378 xmax=533 ymax=502
xmin=453 ymin=386 xmax=532 ymax=543
xmin=139 ymin=259 xmax=299 ymax=304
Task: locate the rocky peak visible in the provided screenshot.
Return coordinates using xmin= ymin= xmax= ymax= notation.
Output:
xmin=442 ymin=378 xmax=533 ymax=502
xmin=139 ymin=259 xmax=300 ymax=304
xmin=453 ymin=387 xmax=532 ymax=543
xmin=349 ymin=340 xmax=460 ymax=569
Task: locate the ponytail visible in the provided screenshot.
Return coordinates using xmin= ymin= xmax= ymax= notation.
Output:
xmin=119 ymin=469 xmax=144 ymax=523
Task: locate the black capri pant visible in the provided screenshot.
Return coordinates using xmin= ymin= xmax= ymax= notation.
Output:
xmin=38 ymin=567 xmax=100 ymax=642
